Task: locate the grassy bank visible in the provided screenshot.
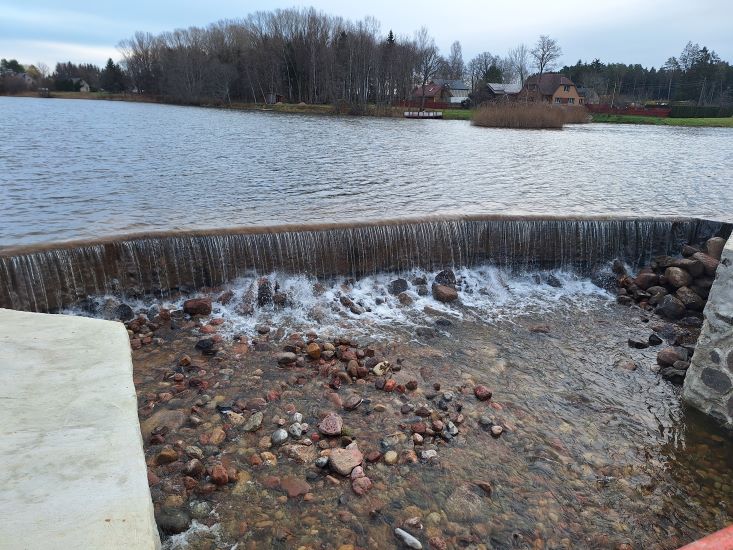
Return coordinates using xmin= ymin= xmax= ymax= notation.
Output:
xmin=8 ymin=90 xmax=472 ymax=120
xmin=591 ymin=113 xmax=733 ymax=128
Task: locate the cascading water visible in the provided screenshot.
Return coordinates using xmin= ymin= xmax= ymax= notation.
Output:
xmin=0 ymin=215 xmax=728 ymax=312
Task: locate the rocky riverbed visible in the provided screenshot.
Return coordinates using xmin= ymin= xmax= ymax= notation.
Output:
xmin=108 ymin=264 xmax=733 ymax=550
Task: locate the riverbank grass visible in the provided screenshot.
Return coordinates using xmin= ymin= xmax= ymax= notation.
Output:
xmin=591 ymin=113 xmax=733 ymax=128
xmin=472 ymin=102 xmax=589 ymax=129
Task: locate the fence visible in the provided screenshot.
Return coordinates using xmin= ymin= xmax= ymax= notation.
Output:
xmin=585 ymin=104 xmax=671 ymax=117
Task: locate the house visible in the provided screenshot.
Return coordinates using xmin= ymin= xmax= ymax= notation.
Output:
xmin=411 ymin=82 xmax=451 ymax=105
xmin=431 ymin=79 xmax=470 ymax=104
xmin=576 ymin=86 xmax=599 ymax=105
xmin=410 ymin=79 xmax=470 ymax=105
xmin=485 ymin=82 xmax=522 ymax=100
xmin=71 ymin=78 xmax=90 ymax=92
xmin=517 ymin=73 xmax=584 ymax=105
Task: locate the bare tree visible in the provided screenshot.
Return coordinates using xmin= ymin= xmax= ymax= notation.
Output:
xmin=415 ymin=27 xmax=441 ymax=110
xmin=507 ymin=44 xmax=529 ymax=85
xmin=446 ymin=40 xmax=464 ymax=80
xmin=530 ymin=35 xmax=562 ymax=80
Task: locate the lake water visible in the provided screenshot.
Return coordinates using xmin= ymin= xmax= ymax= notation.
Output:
xmin=1 ymin=96 xmax=732 ymax=248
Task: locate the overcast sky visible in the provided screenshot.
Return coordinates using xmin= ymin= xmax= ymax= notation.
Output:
xmin=1 ymin=0 xmax=730 ymax=70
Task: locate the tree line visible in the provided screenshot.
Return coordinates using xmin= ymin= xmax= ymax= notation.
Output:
xmin=2 ymin=7 xmax=731 ymax=107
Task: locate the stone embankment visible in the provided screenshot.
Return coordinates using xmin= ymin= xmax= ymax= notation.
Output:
xmin=615 ymin=236 xmax=726 ymax=384
xmin=684 ymin=236 xmax=733 ymax=428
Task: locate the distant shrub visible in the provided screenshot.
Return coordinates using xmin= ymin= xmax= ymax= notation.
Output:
xmin=670 ymin=105 xmax=733 ymax=118
xmin=471 ymin=102 xmax=589 ymax=129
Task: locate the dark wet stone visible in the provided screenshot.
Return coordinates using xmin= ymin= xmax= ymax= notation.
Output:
xmin=661 ymin=367 xmax=687 ymax=384
xmin=710 ymin=350 xmax=721 ymax=364
xmin=435 ymin=318 xmax=452 ymax=327
xmin=257 ymin=278 xmax=272 ymax=307
xmin=195 ymin=338 xmax=216 ymax=355
xmin=727 ymin=351 xmax=733 ymax=372
xmin=434 ymin=269 xmax=456 ymax=286
xmin=114 ymin=303 xmax=134 ymax=321
xmin=657 ymin=295 xmax=686 ymax=320
xmin=628 ymin=338 xmax=649 ymax=349
xmin=545 ymin=274 xmax=563 ymax=288
xmin=648 ymin=334 xmax=663 ymax=346
xmin=701 ymin=368 xmax=732 ymax=393
xmin=727 ymin=395 xmax=733 ymax=418
xmin=388 ymin=278 xmax=409 ymax=295
xmin=155 ymin=507 xmax=191 ymax=535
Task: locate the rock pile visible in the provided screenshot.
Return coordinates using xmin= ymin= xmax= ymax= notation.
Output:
xmin=616 ymin=236 xmax=726 ymax=384
xmin=615 ymin=236 xmax=724 ymax=324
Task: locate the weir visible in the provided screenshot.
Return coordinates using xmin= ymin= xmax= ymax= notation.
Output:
xmin=1 ymin=215 xmax=729 ymax=313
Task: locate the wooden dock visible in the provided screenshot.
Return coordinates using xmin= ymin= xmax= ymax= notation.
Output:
xmin=404 ymin=111 xmax=443 ymax=119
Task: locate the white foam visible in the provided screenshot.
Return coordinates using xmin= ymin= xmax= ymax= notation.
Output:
xmin=65 ymin=264 xmax=613 ymax=341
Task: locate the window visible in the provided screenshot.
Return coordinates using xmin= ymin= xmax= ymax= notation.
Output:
xmin=555 ymin=97 xmax=561 ymax=104
xmin=563 ymin=85 xmax=570 ymax=92
xmin=579 ymin=98 xmax=584 ymax=104
xmin=568 ymin=98 xmax=575 ymax=104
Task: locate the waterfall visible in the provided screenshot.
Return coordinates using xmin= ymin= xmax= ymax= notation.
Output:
xmin=0 ymin=216 xmax=728 ymax=312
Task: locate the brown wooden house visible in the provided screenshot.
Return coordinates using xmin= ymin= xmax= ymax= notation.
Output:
xmin=517 ymin=73 xmax=584 ymax=105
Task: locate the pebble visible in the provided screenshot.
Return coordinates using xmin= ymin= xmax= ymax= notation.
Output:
xmin=384 ymin=450 xmax=398 ymax=465
xmin=491 ymin=425 xmax=504 ymax=437
xmin=421 ymin=449 xmax=438 ymax=460
xmin=271 ymin=429 xmax=288 ymax=445
xmin=242 ymin=411 xmax=264 ymax=432
xmin=292 ymin=412 xmax=303 ymax=423
xmin=395 ymin=528 xmax=423 ymax=549
xmin=474 ymin=385 xmax=493 ymax=401
xmin=288 ymin=423 xmax=304 ymax=438
xmin=318 ymin=412 xmax=343 ymax=436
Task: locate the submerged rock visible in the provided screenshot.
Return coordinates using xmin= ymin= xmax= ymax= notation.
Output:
xmin=432 ymin=284 xmax=458 ymax=303
xmin=394 ymin=528 xmax=423 ymax=549
xmin=183 ymin=297 xmax=212 ymax=316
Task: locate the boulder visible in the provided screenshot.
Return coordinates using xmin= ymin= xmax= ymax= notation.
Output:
xmin=257 ymin=278 xmax=272 ymax=307
xmin=657 ymin=347 xmax=688 ymax=367
xmin=704 ymin=237 xmax=727 ymax=261
xmin=434 ymin=269 xmax=457 ymax=286
xmin=675 ymin=286 xmax=706 ymax=312
xmin=664 ymin=267 xmax=692 ymax=288
xmin=432 ymin=284 xmax=458 ymax=303
xmin=183 ymin=297 xmax=212 ymax=316
xmin=388 ymin=278 xmax=409 ymax=295
xmin=691 ymin=252 xmax=720 ymax=276
xmin=634 ymin=272 xmax=659 ymax=290
xmin=672 ymin=258 xmax=704 ymax=278
xmin=114 ymin=303 xmax=134 ymax=321
xmin=656 ymin=295 xmax=686 ymax=320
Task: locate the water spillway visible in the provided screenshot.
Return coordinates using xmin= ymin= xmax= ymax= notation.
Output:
xmin=0 ymin=215 xmax=729 ymax=313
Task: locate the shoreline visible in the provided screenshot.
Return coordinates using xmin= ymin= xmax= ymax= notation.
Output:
xmin=5 ymin=91 xmax=733 ymax=127
xmin=3 ymin=91 xmax=473 ymax=121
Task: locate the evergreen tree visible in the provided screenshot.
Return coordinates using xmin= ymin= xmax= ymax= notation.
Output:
xmin=100 ymin=58 xmax=126 ymax=92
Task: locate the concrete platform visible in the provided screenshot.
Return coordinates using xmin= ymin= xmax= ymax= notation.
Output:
xmin=0 ymin=309 xmax=160 ymax=549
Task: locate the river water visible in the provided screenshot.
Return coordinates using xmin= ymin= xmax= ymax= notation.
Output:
xmin=1 ymin=96 xmax=732 ymax=248
xmin=3 ymin=96 xmax=733 ymax=548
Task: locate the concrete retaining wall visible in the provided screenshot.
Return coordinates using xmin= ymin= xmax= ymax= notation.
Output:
xmin=683 ymin=237 xmax=733 ymax=428
xmin=0 ymin=309 xmax=160 ymax=549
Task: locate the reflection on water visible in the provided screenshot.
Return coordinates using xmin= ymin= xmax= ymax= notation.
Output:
xmin=1 ymin=96 xmax=732 ymax=247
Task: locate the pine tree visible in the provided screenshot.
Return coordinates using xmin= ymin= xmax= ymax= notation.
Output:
xmin=100 ymin=58 xmax=126 ymax=93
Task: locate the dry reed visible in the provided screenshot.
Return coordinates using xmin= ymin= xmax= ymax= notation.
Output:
xmin=471 ymin=102 xmax=589 ymax=129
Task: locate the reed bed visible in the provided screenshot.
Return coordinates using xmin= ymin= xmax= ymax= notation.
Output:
xmin=471 ymin=102 xmax=589 ymax=129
